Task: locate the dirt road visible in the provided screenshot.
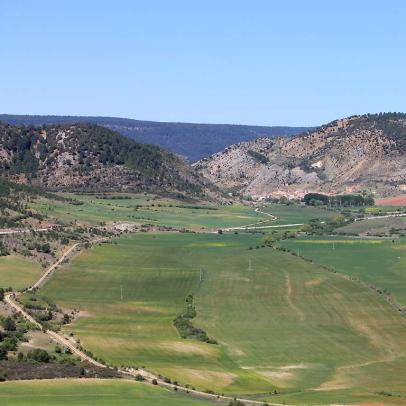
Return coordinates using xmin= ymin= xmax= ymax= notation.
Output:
xmin=3 ymin=240 xmax=280 ymax=406
xmin=224 ymin=207 xmax=303 ymax=231
xmin=30 ymin=243 xmax=81 ymax=290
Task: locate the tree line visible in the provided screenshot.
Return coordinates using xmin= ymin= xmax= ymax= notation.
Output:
xmin=303 ymin=193 xmax=374 ymax=207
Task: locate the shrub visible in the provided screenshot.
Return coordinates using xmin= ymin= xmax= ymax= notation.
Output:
xmin=247 ymin=150 xmax=269 ymax=164
xmin=1 ymin=336 xmax=18 ymax=351
xmin=0 ymin=348 xmax=7 ymax=360
xmin=2 ymin=316 xmax=16 ymax=331
xmin=228 ymin=399 xmax=245 ymax=406
xmin=27 ymin=348 xmax=50 ymax=363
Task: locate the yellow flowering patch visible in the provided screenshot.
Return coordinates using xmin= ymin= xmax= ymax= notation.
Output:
xmin=296 ymin=239 xmax=384 ymax=244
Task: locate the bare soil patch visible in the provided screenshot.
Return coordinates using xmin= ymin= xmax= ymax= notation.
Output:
xmin=0 ymin=360 xmax=121 ymax=381
xmin=376 ymin=195 xmax=406 ymax=206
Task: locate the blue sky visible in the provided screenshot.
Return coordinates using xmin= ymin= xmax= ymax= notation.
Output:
xmin=0 ymin=0 xmax=405 ymax=126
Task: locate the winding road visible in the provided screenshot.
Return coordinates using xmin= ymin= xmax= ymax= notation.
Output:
xmin=3 ymin=238 xmax=282 ymax=406
xmin=2 ymin=205 xmax=403 ymax=404
xmin=223 ymin=207 xmax=303 ymax=231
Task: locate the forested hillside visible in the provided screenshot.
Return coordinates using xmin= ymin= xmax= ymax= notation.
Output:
xmin=0 ymin=122 xmax=211 ymax=196
xmin=0 ymin=178 xmax=45 ymax=229
xmin=0 ymin=115 xmax=311 ymax=161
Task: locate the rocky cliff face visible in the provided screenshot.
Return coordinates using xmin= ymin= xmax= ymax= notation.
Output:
xmin=195 ymin=114 xmax=406 ymax=198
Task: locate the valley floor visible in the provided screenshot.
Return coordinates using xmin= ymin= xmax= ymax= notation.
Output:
xmin=1 ymin=196 xmax=406 ymax=405
xmin=37 ymin=232 xmax=406 ymax=404
xmin=0 ymin=379 xmax=215 ymax=406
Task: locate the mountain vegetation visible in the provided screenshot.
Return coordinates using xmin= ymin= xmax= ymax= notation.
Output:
xmin=0 ymin=178 xmax=46 ymax=228
xmin=196 ymin=113 xmax=406 ymax=198
xmin=303 ymin=192 xmax=374 ymax=206
xmin=0 ymin=122 xmax=212 ymax=196
xmin=0 ymin=114 xmax=311 ymax=162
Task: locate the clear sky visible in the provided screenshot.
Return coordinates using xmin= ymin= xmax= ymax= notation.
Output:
xmin=1 ymin=0 xmax=405 ymax=126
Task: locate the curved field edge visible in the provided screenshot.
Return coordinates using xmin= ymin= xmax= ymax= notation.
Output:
xmin=279 ymin=236 xmax=406 ymax=308
xmin=39 ymin=232 xmax=406 ymax=403
xmin=0 ymin=379 xmax=215 ymax=406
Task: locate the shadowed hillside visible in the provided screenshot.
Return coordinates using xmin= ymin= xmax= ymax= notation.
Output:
xmin=0 ymin=115 xmax=311 ymax=162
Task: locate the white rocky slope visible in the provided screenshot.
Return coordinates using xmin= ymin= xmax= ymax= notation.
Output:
xmin=194 ymin=114 xmax=406 ymax=198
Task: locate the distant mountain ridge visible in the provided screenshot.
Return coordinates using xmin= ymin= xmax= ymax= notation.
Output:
xmin=0 ymin=114 xmax=311 ymax=162
xmin=0 ymin=122 xmax=212 ymax=197
xmin=195 ymin=113 xmax=406 ymax=198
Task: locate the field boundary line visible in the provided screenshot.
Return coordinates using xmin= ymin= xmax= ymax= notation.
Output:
xmin=277 ymin=245 xmax=406 ymax=316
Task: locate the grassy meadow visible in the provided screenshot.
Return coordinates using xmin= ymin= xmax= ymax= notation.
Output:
xmin=0 ymin=255 xmax=42 ymax=290
xmin=0 ymin=379 xmax=214 ymax=406
xmin=336 ymin=215 xmax=406 ymax=235
xmin=31 ymin=193 xmax=271 ymax=230
xmin=38 ymin=232 xmax=406 ymax=404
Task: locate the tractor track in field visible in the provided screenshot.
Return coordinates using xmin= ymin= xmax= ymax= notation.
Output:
xmin=284 ymin=272 xmax=305 ymax=321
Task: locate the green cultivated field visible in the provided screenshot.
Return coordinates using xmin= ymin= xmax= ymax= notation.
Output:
xmin=336 ymin=216 xmax=406 ymax=235
xmin=0 ymin=379 xmax=214 ymax=406
xmin=40 ymin=232 xmax=406 ymax=404
xmin=32 ymin=193 xmax=270 ymax=230
xmin=0 ymin=256 xmax=42 ymax=290
xmin=280 ymin=236 xmax=406 ymax=307
xmin=366 ymin=206 xmax=406 ymax=213
xmin=261 ymin=204 xmax=335 ymax=225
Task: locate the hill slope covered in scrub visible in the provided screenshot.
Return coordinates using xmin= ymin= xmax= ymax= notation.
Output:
xmin=195 ymin=113 xmax=406 ymax=198
xmin=0 ymin=122 xmax=211 ymax=196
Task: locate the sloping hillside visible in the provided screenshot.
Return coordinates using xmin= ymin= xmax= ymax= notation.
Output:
xmin=0 ymin=115 xmax=311 ymax=161
xmin=0 ymin=122 xmax=211 ymax=196
xmin=0 ymin=178 xmax=47 ymax=229
xmin=195 ymin=113 xmax=406 ymax=198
